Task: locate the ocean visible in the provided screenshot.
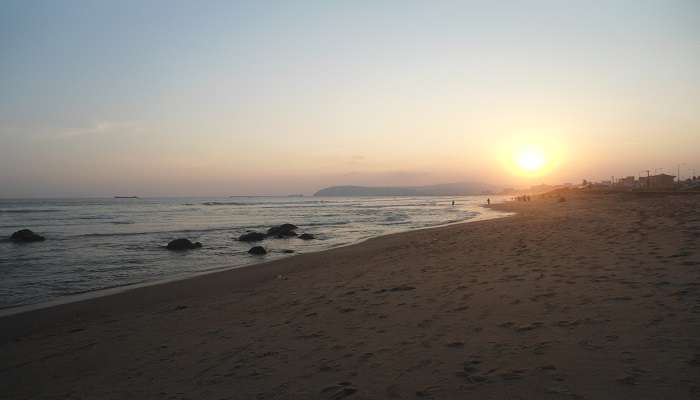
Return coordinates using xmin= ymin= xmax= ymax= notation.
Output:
xmin=0 ymin=196 xmax=508 ymax=311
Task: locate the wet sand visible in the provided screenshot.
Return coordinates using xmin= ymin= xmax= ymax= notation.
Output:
xmin=1 ymin=192 xmax=699 ymax=399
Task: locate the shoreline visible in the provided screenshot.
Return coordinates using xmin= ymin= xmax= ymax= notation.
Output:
xmin=0 ymin=205 xmax=510 ymax=318
xmin=0 ymin=206 xmax=511 ymax=338
xmin=2 ymin=192 xmax=699 ymax=399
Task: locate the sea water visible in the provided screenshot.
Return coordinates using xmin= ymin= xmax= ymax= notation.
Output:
xmin=0 ymin=196 xmax=507 ymax=310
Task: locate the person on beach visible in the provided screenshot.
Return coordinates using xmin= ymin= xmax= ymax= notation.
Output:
xmin=487 ymin=198 xmax=490 ymax=205
xmin=452 ymin=200 xmax=455 ymax=206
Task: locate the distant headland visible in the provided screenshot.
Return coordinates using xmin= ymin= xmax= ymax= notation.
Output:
xmin=313 ymin=182 xmax=499 ymax=197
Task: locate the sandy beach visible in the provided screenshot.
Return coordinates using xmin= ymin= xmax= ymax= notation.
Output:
xmin=2 ymin=192 xmax=699 ymax=399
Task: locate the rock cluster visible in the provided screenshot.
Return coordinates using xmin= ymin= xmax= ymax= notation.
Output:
xmin=238 ymin=231 xmax=267 ymax=242
xmin=237 ymin=223 xmax=316 ymax=242
xmin=166 ymin=238 xmax=202 ymax=251
xmin=267 ymin=223 xmax=299 ymax=238
xmin=10 ymin=229 xmax=45 ymax=242
xmin=163 ymin=223 xmax=317 ymax=255
xmin=248 ymin=246 xmax=267 ymax=255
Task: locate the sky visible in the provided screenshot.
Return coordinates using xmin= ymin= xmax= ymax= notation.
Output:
xmin=1 ymin=0 xmax=699 ymax=197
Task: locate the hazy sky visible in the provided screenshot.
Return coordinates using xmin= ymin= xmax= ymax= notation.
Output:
xmin=2 ymin=1 xmax=699 ymax=197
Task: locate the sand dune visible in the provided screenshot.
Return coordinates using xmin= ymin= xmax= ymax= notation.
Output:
xmin=1 ymin=192 xmax=699 ymax=399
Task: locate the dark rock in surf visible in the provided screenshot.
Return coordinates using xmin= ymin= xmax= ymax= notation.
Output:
xmin=248 ymin=246 xmax=267 ymax=255
xmin=267 ymin=224 xmax=298 ymax=238
xmin=275 ymin=231 xmax=298 ymax=239
xmin=299 ymin=233 xmax=315 ymax=240
xmin=166 ymin=238 xmax=202 ymax=251
xmin=238 ymin=231 xmax=267 ymax=242
xmin=282 ymin=249 xmax=295 ymax=254
xmin=280 ymin=223 xmax=298 ymax=231
xmin=10 ymin=229 xmax=45 ymax=242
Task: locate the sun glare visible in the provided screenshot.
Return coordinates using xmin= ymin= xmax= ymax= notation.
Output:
xmin=516 ymin=146 xmax=546 ymax=173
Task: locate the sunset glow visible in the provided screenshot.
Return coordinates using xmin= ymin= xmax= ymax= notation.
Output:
xmin=1 ymin=1 xmax=698 ymax=197
xmin=516 ymin=146 xmax=547 ymax=173
xmin=2 ymin=2 xmax=700 ymax=398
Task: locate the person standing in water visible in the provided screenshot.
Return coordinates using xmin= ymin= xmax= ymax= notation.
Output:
xmin=487 ymin=198 xmax=490 ymax=205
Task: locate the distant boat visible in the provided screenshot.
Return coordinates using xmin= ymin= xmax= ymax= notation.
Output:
xmin=114 ymin=196 xmax=140 ymax=199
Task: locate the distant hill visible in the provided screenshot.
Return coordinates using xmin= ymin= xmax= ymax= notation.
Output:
xmin=313 ymin=182 xmax=500 ymax=197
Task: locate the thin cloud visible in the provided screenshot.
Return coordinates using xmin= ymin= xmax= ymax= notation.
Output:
xmin=347 ymin=155 xmax=365 ymax=165
xmin=54 ymin=121 xmax=139 ymax=139
xmin=0 ymin=120 xmax=144 ymax=140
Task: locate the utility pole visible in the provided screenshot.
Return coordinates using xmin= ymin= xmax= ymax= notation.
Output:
xmin=645 ymin=170 xmax=650 ymax=189
xmin=677 ymin=163 xmax=685 ymax=185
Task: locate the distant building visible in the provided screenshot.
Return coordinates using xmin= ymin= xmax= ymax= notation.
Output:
xmin=616 ymin=176 xmax=636 ymax=189
xmin=589 ymin=182 xmax=610 ymax=190
xmin=686 ymin=179 xmax=700 ymax=191
xmin=638 ymin=173 xmax=676 ymax=190
xmin=529 ymin=184 xmax=554 ymax=193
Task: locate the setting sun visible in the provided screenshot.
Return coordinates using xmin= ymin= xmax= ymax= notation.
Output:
xmin=516 ymin=146 xmax=547 ymax=173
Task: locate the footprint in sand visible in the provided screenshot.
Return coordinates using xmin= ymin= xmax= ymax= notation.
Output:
xmin=687 ymin=354 xmax=700 ymax=367
xmin=455 ymin=357 xmax=491 ymax=384
xmin=579 ymin=339 xmax=603 ymax=351
xmin=616 ymin=367 xmax=647 ymax=386
xmin=515 ymin=322 xmax=543 ymax=332
xmin=499 ymin=369 xmax=528 ymax=380
xmin=321 ymin=382 xmax=357 ymax=399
